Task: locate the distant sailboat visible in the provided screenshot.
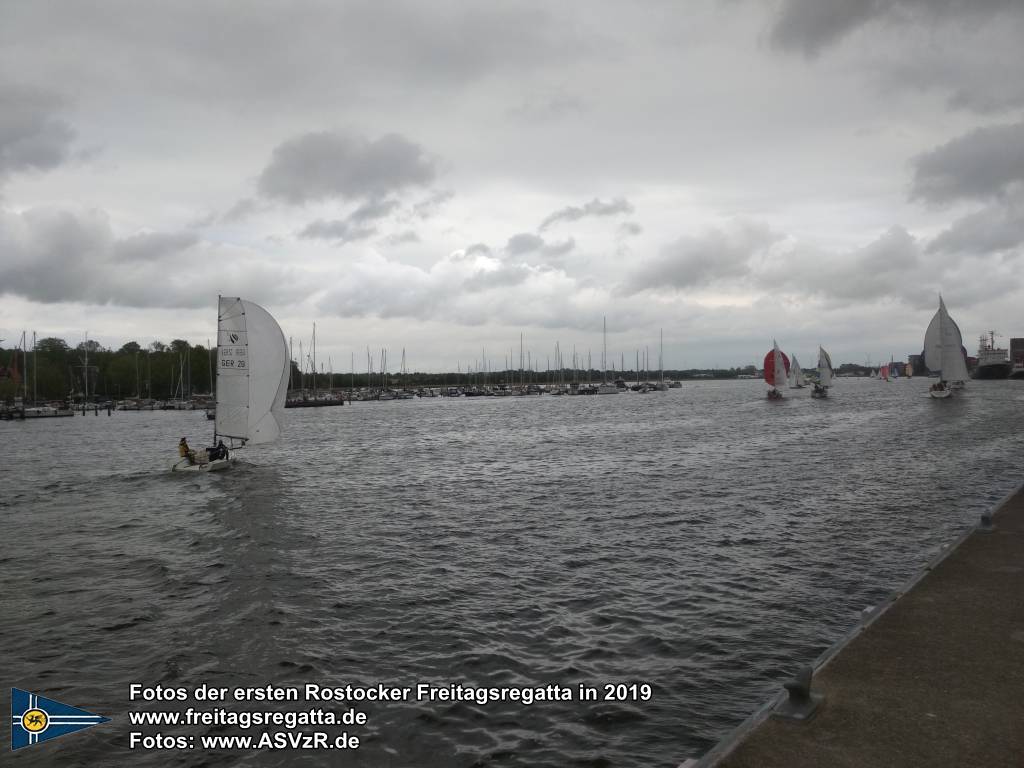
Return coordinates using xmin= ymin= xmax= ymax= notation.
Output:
xmin=923 ymin=295 xmax=969 ymax=399
xmin=811 ymin=346 xmax=833 ymax=398
xmin=788 ymin=355 xmax=806 ymax=388
xmin=173 ymin=296 xmax=290 ymax=471
xmin=763 ymin=340 xmax=790 ymax=400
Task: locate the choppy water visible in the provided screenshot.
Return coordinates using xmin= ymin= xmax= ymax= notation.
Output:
xmin=4 ymin=378 xmax=1023 ymax=767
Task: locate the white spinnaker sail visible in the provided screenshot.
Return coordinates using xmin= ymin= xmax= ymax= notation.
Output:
xmin=216 ymin=297 xmax=289 ymax=445
xmin=923 ymin=296 xmax=969 ymax=382
xmin=772 ymin=342 xmax=787 ymax=388
xmin=818 ymin=346 xmax=834 ymax=387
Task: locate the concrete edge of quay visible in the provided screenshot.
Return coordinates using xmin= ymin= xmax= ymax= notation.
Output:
xmin=677 ymin=480 xmax=1024 ymax=768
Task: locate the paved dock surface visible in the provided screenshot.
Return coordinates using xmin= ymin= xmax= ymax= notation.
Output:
xmin=706 ymin=485 xmax=1024 ymax=768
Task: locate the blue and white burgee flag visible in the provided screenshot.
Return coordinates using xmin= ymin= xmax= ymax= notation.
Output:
xmin=11 ymin=688 xmax=110 ymax=750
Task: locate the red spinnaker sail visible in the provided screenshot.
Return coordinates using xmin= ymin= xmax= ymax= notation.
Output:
xmin=763 ymin=349 xmax=790 ymax=386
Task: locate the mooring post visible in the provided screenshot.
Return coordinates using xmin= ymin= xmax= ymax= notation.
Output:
xmin=773 ymin=665 xmax=823 ymax=720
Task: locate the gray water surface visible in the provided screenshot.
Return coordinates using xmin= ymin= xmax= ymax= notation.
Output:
xmin=4 ymin=378 xmax=1023 ymax=766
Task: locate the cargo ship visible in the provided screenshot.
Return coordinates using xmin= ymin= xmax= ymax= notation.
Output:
xmin=1010 ymin=337 xmax=1024 ymax=379
xmin=973 ymin=331 xmax=1011 ymax=379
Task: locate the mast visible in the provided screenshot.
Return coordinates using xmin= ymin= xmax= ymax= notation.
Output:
xmin=602 ymin=316 xmax=607 ymax=383
xmin=32 ymin=331 xmax=37 ymax=404
xmin=312 ymin=323 xmax=317 ymax=400
xmin=938 ymin=297 xmax=947 ymax=382
xmin=660 ymin=328 xmax=665 ymax=384
xmin=214 ymin=295 xmax=220 ymax=442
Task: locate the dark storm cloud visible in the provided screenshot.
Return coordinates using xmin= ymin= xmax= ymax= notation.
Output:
xmin=257 ymin=131 xmax=436 ymax=205
xmin=911 ymin=122 xmax=1024 ymax=204
xmin=624 ymin=221 xmax=781 ymax=293
xmin=871 ymin=42 xmax=1024 ymax=115
xmin=0 ymin=84 xmax=75 ymax=180
xmin=0 ymin=206 xmax=302 ymax=308
xmin=769 ymin=0 xmax=1023 ymax=56
xmin=539 ymin=197 xmax=634 ymax=231
xmin=926 ymin=193 xmax=1024 ymax=255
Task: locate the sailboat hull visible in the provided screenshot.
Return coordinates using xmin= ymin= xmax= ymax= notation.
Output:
xmin=810 ymin=389 xmax=828 ymax=399
xmin=171 ymin=457 xmax=235 ymax=472
xmin=928 ymin=389 xmax=952 ymax=399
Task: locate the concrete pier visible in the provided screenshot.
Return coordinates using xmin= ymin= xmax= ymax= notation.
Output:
xmin=691 ymin=484 xmax=1024 ymax=768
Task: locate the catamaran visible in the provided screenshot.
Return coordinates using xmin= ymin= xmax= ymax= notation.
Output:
xmin=923 ymin=296 xmax=969 ymax=399
xmin=172 ymin=296 xmax=290 ymax=471
xmin=763 ymin=340 xmax=789 ymax=399
xmin=811 ymin=346 xmax=833 ymax=398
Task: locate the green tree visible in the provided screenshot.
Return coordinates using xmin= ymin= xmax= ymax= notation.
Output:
xmin=36 ymin=337 xmax=70 ymax=355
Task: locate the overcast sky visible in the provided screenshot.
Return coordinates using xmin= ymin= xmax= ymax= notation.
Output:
xmin=2 ymin=0 xmax=1023 ymax=371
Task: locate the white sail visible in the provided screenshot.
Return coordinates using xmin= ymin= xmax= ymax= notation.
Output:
xmin=788 ymin=355 xmax=803 ymax=386
xmin=772 ymin=341 xmax=787 ymax=389
xmin=216 ymin=297 xmax=289 ymax=445
xmin=923 ymin=296 xmax=969 ymax=383
xmin=818 ymin=346 xmax=834 ymax=387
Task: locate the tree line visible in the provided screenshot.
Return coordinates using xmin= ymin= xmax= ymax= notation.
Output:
xmin=0 ymin=338 xmax=216 ymax=403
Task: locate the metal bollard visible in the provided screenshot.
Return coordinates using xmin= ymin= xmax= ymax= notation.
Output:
xmin=773 ymin=665 xmax=823 ymax=720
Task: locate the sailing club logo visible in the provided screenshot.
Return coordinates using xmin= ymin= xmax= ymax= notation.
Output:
xmin=229 ymin=332 xmax=239 ymax=343
xmin=11 ymin=688 xmax=110 ymax=750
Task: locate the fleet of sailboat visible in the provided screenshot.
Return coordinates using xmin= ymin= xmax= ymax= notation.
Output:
xmin=172 ymin=296 xmax=290 ymax=472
